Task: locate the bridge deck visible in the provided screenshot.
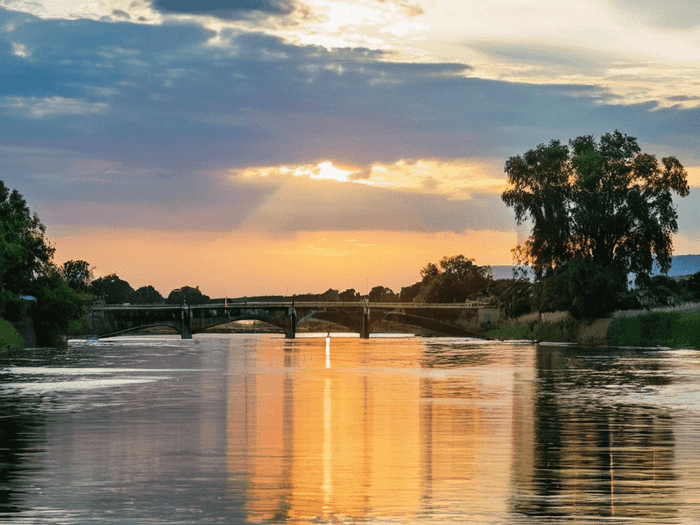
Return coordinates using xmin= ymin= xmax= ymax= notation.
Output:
xmin=92 ymin=301 xmax=483 ymax=311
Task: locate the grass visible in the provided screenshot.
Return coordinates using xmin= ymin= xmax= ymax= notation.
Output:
xmin=0 ymin=318 xmax=23 ymax=350
xmin=608 ymin=303 xmax=700 ymax=348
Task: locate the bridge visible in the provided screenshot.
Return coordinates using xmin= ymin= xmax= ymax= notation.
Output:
xmin=87 ymin=300 xmax=497 ymax=339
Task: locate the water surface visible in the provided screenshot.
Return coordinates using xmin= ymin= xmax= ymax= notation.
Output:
xmin=1 ymin=334 xmax=700 ymax=523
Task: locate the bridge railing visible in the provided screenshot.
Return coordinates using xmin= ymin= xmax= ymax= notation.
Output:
xmin=91 ymin=301 xmax=485 ymax=311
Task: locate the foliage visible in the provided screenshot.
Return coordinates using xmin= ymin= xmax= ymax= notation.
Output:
xmin=502 ymin=131 xmax=689 ymax=318
xmin=90 ymin=273 xmax=136 ymax=304
xmin=319 ymin=288 xmax=340 ymax=301
xmin=415 ymin=255 xmax=492 ymax=303
xmin=686 ymin=271 xmax=700 ymax=300
xmin=568 ymin=258 xmax=628 ymax=318
xmin=166 ymin=285 xmax=211 ymax=305
xmin=0 ymin=318 xmax=23 ymax=349
xmin=633 ymin=274 xmax=692 ymax=309
xmin=368 ymin=286 xmax=398 ymax=302
xmin=0 ymin=181 xmax=55 ymax=317
xmin=339 ymin=288 xmax=361 ymax=301
xmin=399 ymin=281 xmax=423 ymax=302
xmin=132 ymin=285 xmax=165 ymax=304
xmin=61 ymin=260 xmax=93 ymax=292
xmin=490 ymin=278 xmax=532 ymax=319
xmin=30 ymin=266 xmax=92 ymax=347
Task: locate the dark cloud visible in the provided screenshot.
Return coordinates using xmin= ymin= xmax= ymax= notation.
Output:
xmin=152 ymin=0 xmax=294 ymax=17
xmin=2 ymin=6 xmax=700 ymax=236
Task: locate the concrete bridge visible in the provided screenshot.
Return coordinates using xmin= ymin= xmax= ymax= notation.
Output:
xmin=87 ymin=300 xmax=497 ymax=339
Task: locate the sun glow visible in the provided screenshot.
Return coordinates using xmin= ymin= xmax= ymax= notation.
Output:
xmin=233 ymin=158 xmax=506 ymax=200
xmin=311 ymin=161 xmax=352 ymax=182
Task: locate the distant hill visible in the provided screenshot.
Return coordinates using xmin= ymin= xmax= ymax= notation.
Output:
xmin=489 ymin=255 xmax=700 ymax=281
xmin=654 ymin=254 xmax=700 ymax=277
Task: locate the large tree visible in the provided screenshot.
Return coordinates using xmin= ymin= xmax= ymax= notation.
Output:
xmin=502 ymin=130 xmax=689 ymax=317
xmin=0 ymin=181 xmax=55 ymax=318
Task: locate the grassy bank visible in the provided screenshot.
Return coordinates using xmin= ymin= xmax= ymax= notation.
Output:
xmin=485 ymin=303 xmax=700 ymax=349
xmin=608 ymin=303 xmax=700 ymax=348
xmin=0 ymin=318 xmax=23 ymax=350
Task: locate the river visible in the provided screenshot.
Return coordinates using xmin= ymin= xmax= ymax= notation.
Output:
xmin=1 ymin=334 xmax=700 ymax=524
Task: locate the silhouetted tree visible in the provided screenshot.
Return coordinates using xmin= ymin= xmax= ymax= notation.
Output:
xmin=339 ymin=288 xmax=361 ymax=301
xmin=400 ymin=281 xmax=423 ymax=302
xmin=416 ymin=255 xmax=491 ymax=303
xmin=369 ymin=286 xmax=398 ymax=302
xmin=166 ymin=286 xmax=210 ymax=305
xmin=61 ymin=260 xmax=93 ymax=292
xmin=90 ymin=274 xmax=135 ymax=304
xmin=502 ymin=130 xmax=689 ymax=317
xmin=132 ymin=285 xmax=164 ymax=304
xmin=319 ymin=288 xmax=340 ymax=301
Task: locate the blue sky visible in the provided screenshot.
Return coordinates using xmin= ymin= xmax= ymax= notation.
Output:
xmin=1 ymin=0 xmax=699 ymax=296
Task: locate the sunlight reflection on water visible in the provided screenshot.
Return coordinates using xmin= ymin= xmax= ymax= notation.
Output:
xmin=0 ymin=335 xmax=700 ymax=524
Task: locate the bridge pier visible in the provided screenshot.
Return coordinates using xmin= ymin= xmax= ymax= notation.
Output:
xmin=181 ymin=304 xmax=192 ymax=339
xmin=360 ymin=300 xmax=370 ymax=339
xmin=285 ymin=306 xmax=297 ymax=339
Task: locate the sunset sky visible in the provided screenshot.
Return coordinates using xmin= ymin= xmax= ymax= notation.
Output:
xmin=2 ymin=0 xmax=700 ymax=297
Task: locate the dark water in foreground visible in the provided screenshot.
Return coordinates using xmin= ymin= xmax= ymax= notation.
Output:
xmin=1 ymin=334 xmax=700 ymax=524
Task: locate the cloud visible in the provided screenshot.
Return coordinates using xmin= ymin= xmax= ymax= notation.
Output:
xmin=1 ymin=96 xmax=110 ymax=118
xmin=239 ymin=176 xmax=512 ymax=234
xmin=152 ymin=0 xmax=295 ymax=17
xmin=609 ymin=0 xmax=700 ymax=30
xmin=10 ymin=41 xmax=28 ymax=56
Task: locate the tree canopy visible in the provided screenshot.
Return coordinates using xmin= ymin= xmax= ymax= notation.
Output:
xmin=0 ymin=181 xmax=92 ymax=345
xmin=415 ymin=255 xmax=492 ymax=303
xmin=166 ymin=286 xmax=211 ymax=305
xmin=0 ymin=181 xmax=55 ymax=318
xmin=502 ymin=130 xmax=689 ymax=317
xmin=61 ymin=260 xmax=93 ymax=292
xmin=90 ymin=274 xmax=135 ymax=305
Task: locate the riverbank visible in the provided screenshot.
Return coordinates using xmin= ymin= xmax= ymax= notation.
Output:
xmin=486 ymin=303 xmax=700 ymax=349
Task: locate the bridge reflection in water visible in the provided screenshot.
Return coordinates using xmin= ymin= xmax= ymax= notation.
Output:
xmin=88 ymin=301 xmax=494 ymax=339
xmin=226 ymin=336 xmax=527 ymax=523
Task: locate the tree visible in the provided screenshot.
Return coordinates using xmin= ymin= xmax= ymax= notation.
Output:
xmin=399 ymin=281 xmax=423 ymax=302
xmin=502 ymin=131 xmax=689 ymax=317
xmin=415 ymin=255 xmax=492 ymax=303
xmin=686 ymin=271 xmax=700 ymax=301
xmin=90 ymin=273 xmax=135 ymax=304
xmin=61 ymin=260 xmax=93 ymax=292
xmin=339 ymin=288 xmax=361 ymax=301
xmin=166 ymin=286 xmax=210 ymax=305
xmin=31 ymin=266 xmax=92 ymax=346
xmin=132 ymin=285 xmax=164 ymax=304
xmin=0 ymin=181 xmax=91 ymax=345
xmin=368 ymin=286 xmax=398 ymax=302
xmin=0 ymin=181 xmax=55 ymax=319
